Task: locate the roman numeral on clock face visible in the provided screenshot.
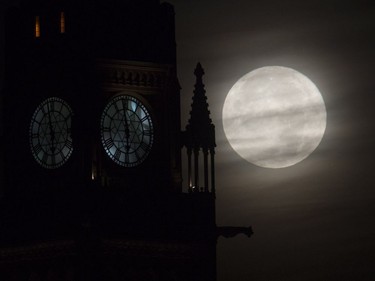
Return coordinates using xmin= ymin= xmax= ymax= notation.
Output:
xmin=51 ymin=155 xmax=56 ymax=166
xmin=134 ymin=149 xmax=140 ymax=160
xmin=114 ymin=149 xmax=121 ymax=160
xmin=66 ymin=139 xmax=73 ymax=150
xmin=104 ymin=138 xmax=114 ymax=149
xmin=34 ymin=143 xmax=42 ymax=154
xmin=139 ymin=142 xmax=150 ymax=151
xmin=140 ymin=114 xmax=149 ymax=123
xmin=49 ymin=101 xmax=55 ymax=112
xmin=42 ymin=153 xmax=48 ymax=164
xmin=31 ymin=133 xmax=39 ymax=139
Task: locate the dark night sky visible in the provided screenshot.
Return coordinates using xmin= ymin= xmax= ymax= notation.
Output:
xmin=1 ymin=0 xmax=375 ymax=280
xmin=167 ymin=0 xmax=375 ymax=280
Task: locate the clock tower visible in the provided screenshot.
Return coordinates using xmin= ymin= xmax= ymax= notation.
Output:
xmin=0 ymin=0 xmax=252 ymax=280
xmin=3 ymin=0 xmax=181 ymax=195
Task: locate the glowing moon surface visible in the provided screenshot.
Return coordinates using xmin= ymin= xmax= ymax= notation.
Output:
xmin=223 ymin=66 xmax=326 ymax=168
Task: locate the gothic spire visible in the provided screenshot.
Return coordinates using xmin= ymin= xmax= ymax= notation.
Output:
xmin=184 ymin=63 xmax=216 ymax=195
xmin=186 ymin=63 xmax=216 ymax=150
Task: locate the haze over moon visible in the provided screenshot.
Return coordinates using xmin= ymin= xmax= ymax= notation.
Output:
xmin=222 ymin=66 xmax=326 ymax=169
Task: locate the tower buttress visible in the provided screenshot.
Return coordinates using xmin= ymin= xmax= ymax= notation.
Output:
xmin=184 ymin=63 xmax=216 ymax=195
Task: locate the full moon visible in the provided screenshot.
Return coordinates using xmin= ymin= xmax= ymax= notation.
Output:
xmin=222 ymin=66 xmax=326 ymax=168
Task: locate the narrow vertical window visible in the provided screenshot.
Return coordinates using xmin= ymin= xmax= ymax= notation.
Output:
xmin=35 ymin=16 xmax=40 ymax=38
xmin=60 ymin=12 xmax=65 ymax=34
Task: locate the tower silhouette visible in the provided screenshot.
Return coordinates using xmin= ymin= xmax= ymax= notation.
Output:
xmin=184 ymin=63 xmax=216 ymax=195
xmin=0 ymin=1 xmax=252 ymax=280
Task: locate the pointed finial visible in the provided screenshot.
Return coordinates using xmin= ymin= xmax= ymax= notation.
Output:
xmin=194 ymin=62 xmax=205 ymax=78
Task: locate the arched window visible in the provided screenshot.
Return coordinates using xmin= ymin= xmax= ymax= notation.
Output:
xmin=35 ymin=16 xmax=40 ymax=38
xmin=60 ymin=12 xmax=65 ymax=33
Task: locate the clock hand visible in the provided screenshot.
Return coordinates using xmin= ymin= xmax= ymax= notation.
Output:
xmin=47 ymin=102 xmax=56 ymax=154
xmin=121 ymin=100 xmax=131 ymax=153
xmin=124 ymin=109 xmax=130 ymax=153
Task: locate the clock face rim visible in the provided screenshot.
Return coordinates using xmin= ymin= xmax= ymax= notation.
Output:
xmin=29 ymin=97 xmax=73 ymax=169
xmin=100 ymin=94 xmax=154 ymax=167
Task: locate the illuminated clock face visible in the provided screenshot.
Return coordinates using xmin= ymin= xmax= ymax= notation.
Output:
xmin=29 ymin=97 xmax=73 ymax=169
xmin=101 ymin=95 xmax=154 ymax=167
